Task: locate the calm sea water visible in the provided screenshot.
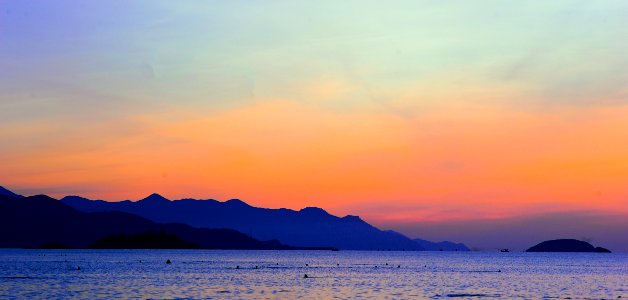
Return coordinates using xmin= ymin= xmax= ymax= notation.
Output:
xmin=0 ymin=249 xmax=626 ymax=299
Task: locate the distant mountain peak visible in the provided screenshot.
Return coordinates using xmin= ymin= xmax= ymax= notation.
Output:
xmin=58 ymin=192 xmax=455 ymax=250
xmin=300 ymin=207 xmax=329 ymax=215
xmin=413 ymin=238 xmax=470 ymax=251
xmin=61 ymin=195 xmax=90 ymax=201
xmin=225 ymin=199 xmax=250 ymax=207
xmin=0 ymin=186 xmax=23 ymax=198
xmin=140 ymin=193 xmax=170 ymax=203
xmin=341 ymin=215 xmax=363 ymax=222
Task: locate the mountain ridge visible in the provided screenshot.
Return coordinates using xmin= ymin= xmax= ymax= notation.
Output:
xmin=413 ymin=238 xmax=470 ymax=251
xmin=60 ymin=194 xmax=421 ymax=250
xmin=0 ymin=186 xmax=469 ymax=251
xmin=57 ymin=191 xmax=468 ymax=251
xmin=0 ymin=186 xmax=23 ymax=198
xmin=0 ymin=193 xmax=330 ymax=250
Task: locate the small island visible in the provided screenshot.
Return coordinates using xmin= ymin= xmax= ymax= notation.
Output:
xmin=526 ymin=239 xmax=611 ymax=253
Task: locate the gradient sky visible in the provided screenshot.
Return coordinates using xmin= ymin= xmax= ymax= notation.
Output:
xmin=2 ymin=1 xmax=628 ymax=250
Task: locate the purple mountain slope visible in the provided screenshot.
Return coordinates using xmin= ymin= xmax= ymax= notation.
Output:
xmin=0 ymin=193 xmax=305 ymax=250
xmin=60 ymin=193 xmax=467 ymax=251
xmin=412 ymin=238 xmax=470 ymax=251
xmin=0 ymin=186 xmax=23 ymax=198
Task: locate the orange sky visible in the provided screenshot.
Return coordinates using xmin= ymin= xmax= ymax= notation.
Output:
xmin=3 ymin=97 xmax=628 ymax=224
xmin=1 ymin=1 xmax=628 ymax=247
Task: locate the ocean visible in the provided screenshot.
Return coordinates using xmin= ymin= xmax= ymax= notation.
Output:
xmin=0 ymin=249 xmax=626 ymax=299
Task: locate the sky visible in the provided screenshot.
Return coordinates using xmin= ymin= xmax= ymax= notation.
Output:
xmin=1 ymin=1 xmax=628 ymax=251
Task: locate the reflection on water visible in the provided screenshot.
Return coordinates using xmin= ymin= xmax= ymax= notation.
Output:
xmin=0 ymin=249 xmax=626 ymax=299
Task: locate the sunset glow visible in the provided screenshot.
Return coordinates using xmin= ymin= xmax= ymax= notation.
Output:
xmin=2 ymin=1 xmax=627 ymax=250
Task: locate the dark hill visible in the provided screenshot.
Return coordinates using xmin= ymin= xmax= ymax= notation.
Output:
xmin=90 ymin=231 xmax=201 ymax=249
xmin=61 ymin=194 xmax=426 ymax=250
xmin=413 ymin=238 xmax=470 ymax=251
xmin=0 ymin=186 xmax=23 ymax=198
xmin=0 ymin=194 xmax=307 ymax=250
xmin=526 ymin=239 xmax=611 ymax=253
xmin=0 ymin=186 xmax=468 ymax=251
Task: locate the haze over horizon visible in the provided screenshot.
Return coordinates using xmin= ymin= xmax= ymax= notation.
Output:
xmin=2 ymin=1 xmax=627 ymax=251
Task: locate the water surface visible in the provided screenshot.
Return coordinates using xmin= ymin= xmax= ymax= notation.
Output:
xmin=0 ymin=249 xmax=626 ymax=299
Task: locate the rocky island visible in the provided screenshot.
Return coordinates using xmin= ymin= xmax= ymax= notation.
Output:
xmin=526 ymin=239 xmax=611 ymax=253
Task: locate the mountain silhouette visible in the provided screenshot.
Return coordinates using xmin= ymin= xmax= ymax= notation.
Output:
xmin=413 ymin=238 xmax=470 ymax=251
xmin=526 ymin=239 xmax=611 ymax=253
xmin=90 ymin=231 xmax=202 ymax=249
xmin=141 ymin=193 xmax=170 ymax=204
xmin=0 ymin=193 xmax=327 ymax=250
xmin=60 ymin=192 xmax=467 ymax=251
xmin=0 ymin=186 xmax=23 ymax=198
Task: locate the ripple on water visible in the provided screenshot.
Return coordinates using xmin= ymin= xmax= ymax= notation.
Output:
xmin=0 ymin=250 xmax=626 ymax=299
xmin=445 ymin=293 xmax=501 ymax=298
